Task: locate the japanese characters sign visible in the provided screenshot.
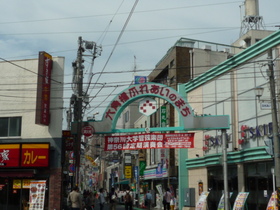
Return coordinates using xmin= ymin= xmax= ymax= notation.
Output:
xmin=35 ymin=51 xmax=53 ymax=126
xmin=21 ymin=144 xmax=49 ymax=167
xmin=0 ymin=144 xmax=20 ymax=167
xmin=104 ymin=133 xmax=194 ymax=151
xmin=0 ymin=143 xmax=50 ymax=168
xmin=105 ymin=83 xmax=192 ymax=122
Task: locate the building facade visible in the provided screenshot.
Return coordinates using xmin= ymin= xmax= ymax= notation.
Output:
xmin=0 ymin=53 xmax=65 ymax=210
xmin=184 ymin=30 xmax=280 ymax=209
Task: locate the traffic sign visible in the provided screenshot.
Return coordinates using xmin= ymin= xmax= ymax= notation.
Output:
xmin=69 ymin=164 xmax=75 ymax=173
xmin=82 ymin=125 xmax=95 ymax=137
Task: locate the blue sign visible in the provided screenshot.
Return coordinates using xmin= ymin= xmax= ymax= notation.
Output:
xmin=134 ymin=76 xmax=147 ymax=84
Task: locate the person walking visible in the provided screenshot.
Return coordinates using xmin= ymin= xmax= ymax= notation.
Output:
xmin=67 ymin=186 xmax=82 ymax=210
xmin=124 ymin=190 xmax=133 ymax=210
xmin=109 ymin=187 xmax=118 ymax=210
xmin=98 ymin=188 xmax=106 ymax=210
xmin=163 ymin=188 xmax=172 ymax=210
xmin=85 ymin=191 xmax=95 ymax=210
xmin=145 ymin=190 xmax=153 ymax=210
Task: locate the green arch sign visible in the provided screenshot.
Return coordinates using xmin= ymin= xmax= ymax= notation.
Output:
xmin=71 ymin=82 xmax=229 ymax=134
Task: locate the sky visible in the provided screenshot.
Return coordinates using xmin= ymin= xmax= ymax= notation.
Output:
xmin=0 ymin=0 xmax=279 ymax=129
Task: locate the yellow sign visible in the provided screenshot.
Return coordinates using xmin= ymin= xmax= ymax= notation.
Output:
xmin=22 ymin=179 xmax=35 ymax=189
xmin=125 ymin=166 xmax=132 ymax=179
xmin=13 ymin=179 xmax=21 ymax=189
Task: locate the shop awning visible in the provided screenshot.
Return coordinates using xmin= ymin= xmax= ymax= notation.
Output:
xmin=0 ymin=170 xmax=36 ymax=178
xmin=114 ymin=180 xmax=129 ymax=185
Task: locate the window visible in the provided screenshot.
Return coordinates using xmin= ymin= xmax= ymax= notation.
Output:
xmin=124 ymin=111 xmax=129 ymax=123
xmin=0 ymin=117 xmax=21 ymax=137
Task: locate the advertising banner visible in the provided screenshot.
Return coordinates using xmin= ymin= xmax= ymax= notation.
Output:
xmin=266 ymin=191 xmax=277 ymax=210
xmin=232 ymin=192 xmax=249 ymax=210
xmin=195 ymin=191 xmax=209 ymax=210
xmin=29 ymin=180 xmax=47 ymax=210
xmin=105 ymin=133 xmax=194 ymax=151
xmin=217 ymin=192 xmax=233 ymax=210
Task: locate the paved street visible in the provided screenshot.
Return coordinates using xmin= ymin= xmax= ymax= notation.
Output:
xmin=92 ymin=201 xmax=157 ymax=210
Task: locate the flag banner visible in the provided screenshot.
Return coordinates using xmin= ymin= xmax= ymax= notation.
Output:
xmin=105 ymin=133 xmax=194 ymax=151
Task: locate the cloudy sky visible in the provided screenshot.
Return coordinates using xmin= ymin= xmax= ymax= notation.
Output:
xmin=1 ymin=0 xmax=279 ymax=128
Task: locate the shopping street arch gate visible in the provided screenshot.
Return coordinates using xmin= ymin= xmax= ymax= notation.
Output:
xmin=71 ymin=82 xmax=229 ymax=134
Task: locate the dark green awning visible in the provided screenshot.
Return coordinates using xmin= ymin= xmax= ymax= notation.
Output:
xmin=114 ymin=180 xmax=129 ymax=185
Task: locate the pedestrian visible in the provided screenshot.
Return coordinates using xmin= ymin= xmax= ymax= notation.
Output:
xmin=85 ymin=191 xmax=95 ymax=210
xmin=109 ymin=187 xmax=118 ymax=210
xmin=98 ymin=188 xmax=106 ymax=210
xmin=163 ymin=188 xmax=172 ymax=210
xmin=145 ymin=190 xmax=152 ymax=210
xmin=124 ymin=190 xmax=133 ymax=210
xmin=67 ymin=186 xmax=83 ymax=210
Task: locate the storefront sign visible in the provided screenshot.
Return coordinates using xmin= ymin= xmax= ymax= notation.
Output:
xmin=105 ymin=133 xmax=194 ymax=151
xmin=0 ymin=144 xmax=20 ymax=167
xmin=21 ymin=144 xmax=49 ymax=167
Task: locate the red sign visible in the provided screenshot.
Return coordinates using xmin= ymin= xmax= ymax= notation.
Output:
xmin=21 ymin=144 xmax=49 ymax=167
xmin=63 ymin=130 xmax=74 ymax=151
xmin=35 ymin=51 xmax=53 ymax=126
xmin=0 ymin=144 xmax=20 ymax=167
xmin=105 ymin=133 xmax=194 ymax=151
xmin=82 ymin=125 xmax=95 ymax=137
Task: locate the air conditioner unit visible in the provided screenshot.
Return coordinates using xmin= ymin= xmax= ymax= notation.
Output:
xmin=203 ymin=45 xmax=211 ymax=51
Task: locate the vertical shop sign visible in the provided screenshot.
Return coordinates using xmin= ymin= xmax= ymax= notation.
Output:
xmin=161 ymin=106 xmax=167 ymax=127
xmin=29 ymin=180 xmax=47 ymax=210
xmin=139 ymin=161 xmax=146 ymax=176
xmin=35 ymin=51 xmax=53 ymax=126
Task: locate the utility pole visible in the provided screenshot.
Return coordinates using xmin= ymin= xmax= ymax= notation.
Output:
xmin=74 ymin=36 xmax=84 ymax=186
xmin=267 ymin=49 xmax=280 ymax=207
xmin=71 ymin=36 xmax=102 ymax=188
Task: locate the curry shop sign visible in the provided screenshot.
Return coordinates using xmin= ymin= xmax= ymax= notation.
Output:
xmin=71 ymin=83 xmax=229 ymax=134
xmin=0 ymin=143 xmax=49 ymax=167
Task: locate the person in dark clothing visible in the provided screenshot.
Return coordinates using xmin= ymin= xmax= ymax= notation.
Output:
xmin=124 ymin=190 xmax=133 ymax=210
xmin=109 ymin=187 xmax=118 ymax=210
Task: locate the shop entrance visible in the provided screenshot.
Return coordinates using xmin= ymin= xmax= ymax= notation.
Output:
xmin=245 ymin=162 xmax=274 ymax=210
xmin=0 ymin=178 xmax=29 ymax=210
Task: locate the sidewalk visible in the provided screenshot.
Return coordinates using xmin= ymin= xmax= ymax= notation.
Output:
xmin=93 ymin=201 xmax=158 ymax=210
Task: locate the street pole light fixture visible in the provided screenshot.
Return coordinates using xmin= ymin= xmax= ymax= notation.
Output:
xmin=254 ymin=86 xmax=264 ymax=100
